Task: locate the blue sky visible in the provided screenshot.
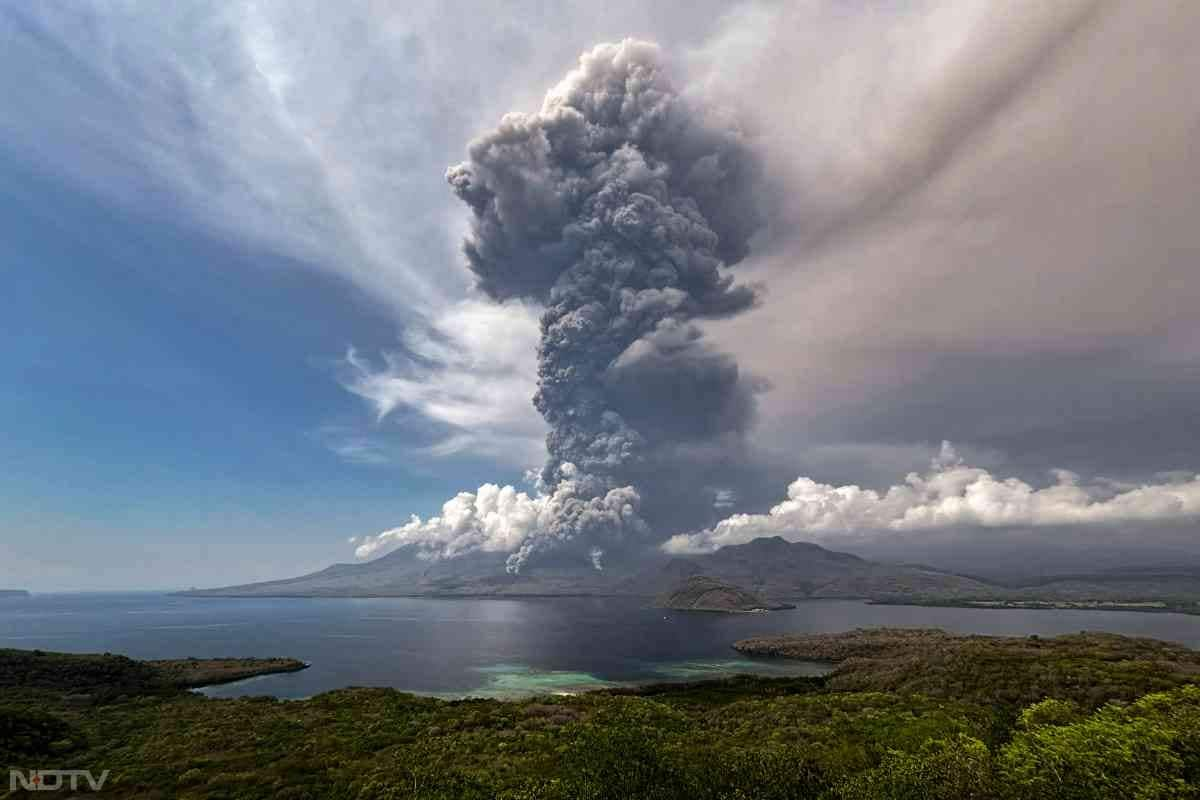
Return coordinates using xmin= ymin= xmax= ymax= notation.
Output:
xmin=1 ymin=143 xmax=527 ymax=589
xmin=0 ymin=0 xmax=730 ymax=589
xmin=3 ymin=0 xmax=1199 ymax=589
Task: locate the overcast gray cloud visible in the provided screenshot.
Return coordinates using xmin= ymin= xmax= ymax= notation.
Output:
xmin=347 ymin=0 xmax=1200 ymax=568
xmin=699 ymin=0 xmax=1200 ymax=482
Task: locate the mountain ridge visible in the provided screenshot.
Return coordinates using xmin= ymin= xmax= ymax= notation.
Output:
xmin=178 ymin=535 xmax=1200 ymax=612
xmin=179 ymin=536 xmax=992 ymax=603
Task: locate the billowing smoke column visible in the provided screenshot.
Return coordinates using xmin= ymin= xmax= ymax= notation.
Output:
xmin=444 ymin=40 xmax=763 ymax=572
xmin=355 ymin=40 xmax=764 ymax=572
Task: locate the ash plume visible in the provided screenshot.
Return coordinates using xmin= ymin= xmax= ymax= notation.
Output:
xmin=438 ymin=39 xmax=764 ymax=571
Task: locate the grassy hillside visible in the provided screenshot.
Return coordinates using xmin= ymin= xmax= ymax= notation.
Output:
xmin=5 ymin=630 xmax=1200 ymax=798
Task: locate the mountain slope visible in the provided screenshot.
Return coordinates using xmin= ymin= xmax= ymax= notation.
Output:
xmin=659 ymin=537 xmax=995 ymax=602
xmin=181 ymin=536 xmax=993 ymax=602
xmin=655 ymin=575 xmax=794 ymax=612
xmin=182 ymin=546 xmax=630 ymax=597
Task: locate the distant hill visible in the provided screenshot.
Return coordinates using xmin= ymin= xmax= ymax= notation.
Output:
xmin=180 ymin=536 xmax=995 ymax=604
xmin=660 ymin=537 xmax=996 ymax=602
xmin=655 ymin=575 xmax=794 ymax=612
xmin=0 ymin=590 xmax=29 ymax=598
xmin=179 ymin=536 xmax=1200 ymax=612
xmin=180 ymin=547 xmax=621 ymax=598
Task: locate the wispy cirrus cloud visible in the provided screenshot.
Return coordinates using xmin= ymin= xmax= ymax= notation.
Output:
xmin=339 ymin=300 xmax=546 ymax=468
xmin=0 ymin=1 xmax=480 ymax=314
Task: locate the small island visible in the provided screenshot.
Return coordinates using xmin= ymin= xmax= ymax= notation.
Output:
xmin=656 ymin=575 xmax=795 ymax=612
xmin=0 ymin=589 xmax=30 ymax=598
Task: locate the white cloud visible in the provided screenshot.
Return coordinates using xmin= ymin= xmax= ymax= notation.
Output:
xmin=310 ymin=428 xmax=397 ymax=466
xmin=351 ymin=482 xmax=544 ymax=560
xmin=350 ymin=467 xmax=643 ymax=570
xmin=665 ymin=443 xmax=1200 ymax=554
xmin=0 ymin=1 xmax=498 ymax=315
xmin=340 ymin=299 xmax=547 ymax=467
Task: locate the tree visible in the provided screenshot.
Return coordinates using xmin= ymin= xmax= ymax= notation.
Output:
xmin=834 ymin=734 xmax=995 ymax=800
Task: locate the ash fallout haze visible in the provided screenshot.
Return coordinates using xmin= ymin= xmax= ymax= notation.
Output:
xmin=2 ymin=0 xmax=1199 ymax=590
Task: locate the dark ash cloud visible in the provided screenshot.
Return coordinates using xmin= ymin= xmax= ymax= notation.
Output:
xmin=378 ymin=39 xmax=767 ymax=571
xmin=357 ymin=0 xmax=1200 ymax=571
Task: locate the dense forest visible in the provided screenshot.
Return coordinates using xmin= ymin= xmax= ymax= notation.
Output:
xmin=4 ymin=629 xmax=1200 ymax=798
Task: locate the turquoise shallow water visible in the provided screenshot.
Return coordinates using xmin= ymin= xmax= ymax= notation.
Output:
xmin=440 ymin=664 xmax=621 ymax=698
xmin=4 ymin=593 xmax=1200 ymax=699
xmin=433 ymin=657 xmax=829 ymax=700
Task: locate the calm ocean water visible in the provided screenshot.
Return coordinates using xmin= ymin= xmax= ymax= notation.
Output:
xmin=3 ymin=593 xmax=1200 ymax=699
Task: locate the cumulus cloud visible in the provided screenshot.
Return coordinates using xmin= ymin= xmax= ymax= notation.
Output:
xmin=350 ymin=464 xmax=645 ymax=572
xmin=665 ymin=443 xmax=1200 ymax=554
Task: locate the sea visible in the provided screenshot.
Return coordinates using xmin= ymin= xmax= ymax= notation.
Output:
xmin=3 ymin=592 xmax=1199 ymax=700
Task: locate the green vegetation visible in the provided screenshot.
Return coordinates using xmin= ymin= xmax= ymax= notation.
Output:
xmin=149 ymin=656 xmax=308 ymax=688
xmin=655 ymin=575 xmax=795 ymax=612
xmin=5 ymin=630 xmax=1200 ymax=798
xmin=734 ymin=628 xmax=1200 ymax=711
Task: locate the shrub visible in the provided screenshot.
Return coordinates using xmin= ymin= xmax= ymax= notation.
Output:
xmin=1000 ymin=709 xmax=1192 ymax=799
xmin=1016 ymin=698 xmax=1084 ymax=730
xmin=833 ymin=734 xmax=995 ymax=800
xmin=0 ymin=705 xmax=81 ymax=765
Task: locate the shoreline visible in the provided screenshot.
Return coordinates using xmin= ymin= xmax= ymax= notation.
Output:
xmin=865 ymin=597 xmax=1200 ymax=616
xmin=156 ymin=657 xmax=310 ymax=689
xmin=174 ymin=590 xmax=1200 ymax=617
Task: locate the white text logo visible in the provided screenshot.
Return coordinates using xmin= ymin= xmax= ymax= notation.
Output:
xmin=9 ymin=769 xmax=110 ymax=792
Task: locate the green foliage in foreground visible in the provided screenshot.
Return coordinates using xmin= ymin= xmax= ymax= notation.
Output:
xmin=5 ymin=633 xmax=1200 ymax=799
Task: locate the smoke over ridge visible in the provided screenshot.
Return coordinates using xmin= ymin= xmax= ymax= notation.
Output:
xmin=357 ymin=39 xmax=764 ymax=571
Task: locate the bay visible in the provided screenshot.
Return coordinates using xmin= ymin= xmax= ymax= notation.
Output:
xmin=3 ymin=592 xmax=1199 ymax=699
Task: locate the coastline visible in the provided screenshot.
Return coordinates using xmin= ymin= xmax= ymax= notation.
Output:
xmin=865 ymin=597 xmax=1200 ymax=616
xmin=154 ymin=657 xmax=310 ymax=689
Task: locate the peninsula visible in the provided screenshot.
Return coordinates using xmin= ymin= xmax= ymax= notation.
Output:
xmin=0 ymin=648 xmax=307 ymax=699
xmin=6 ymin=629 xmax=1200 ymax=798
